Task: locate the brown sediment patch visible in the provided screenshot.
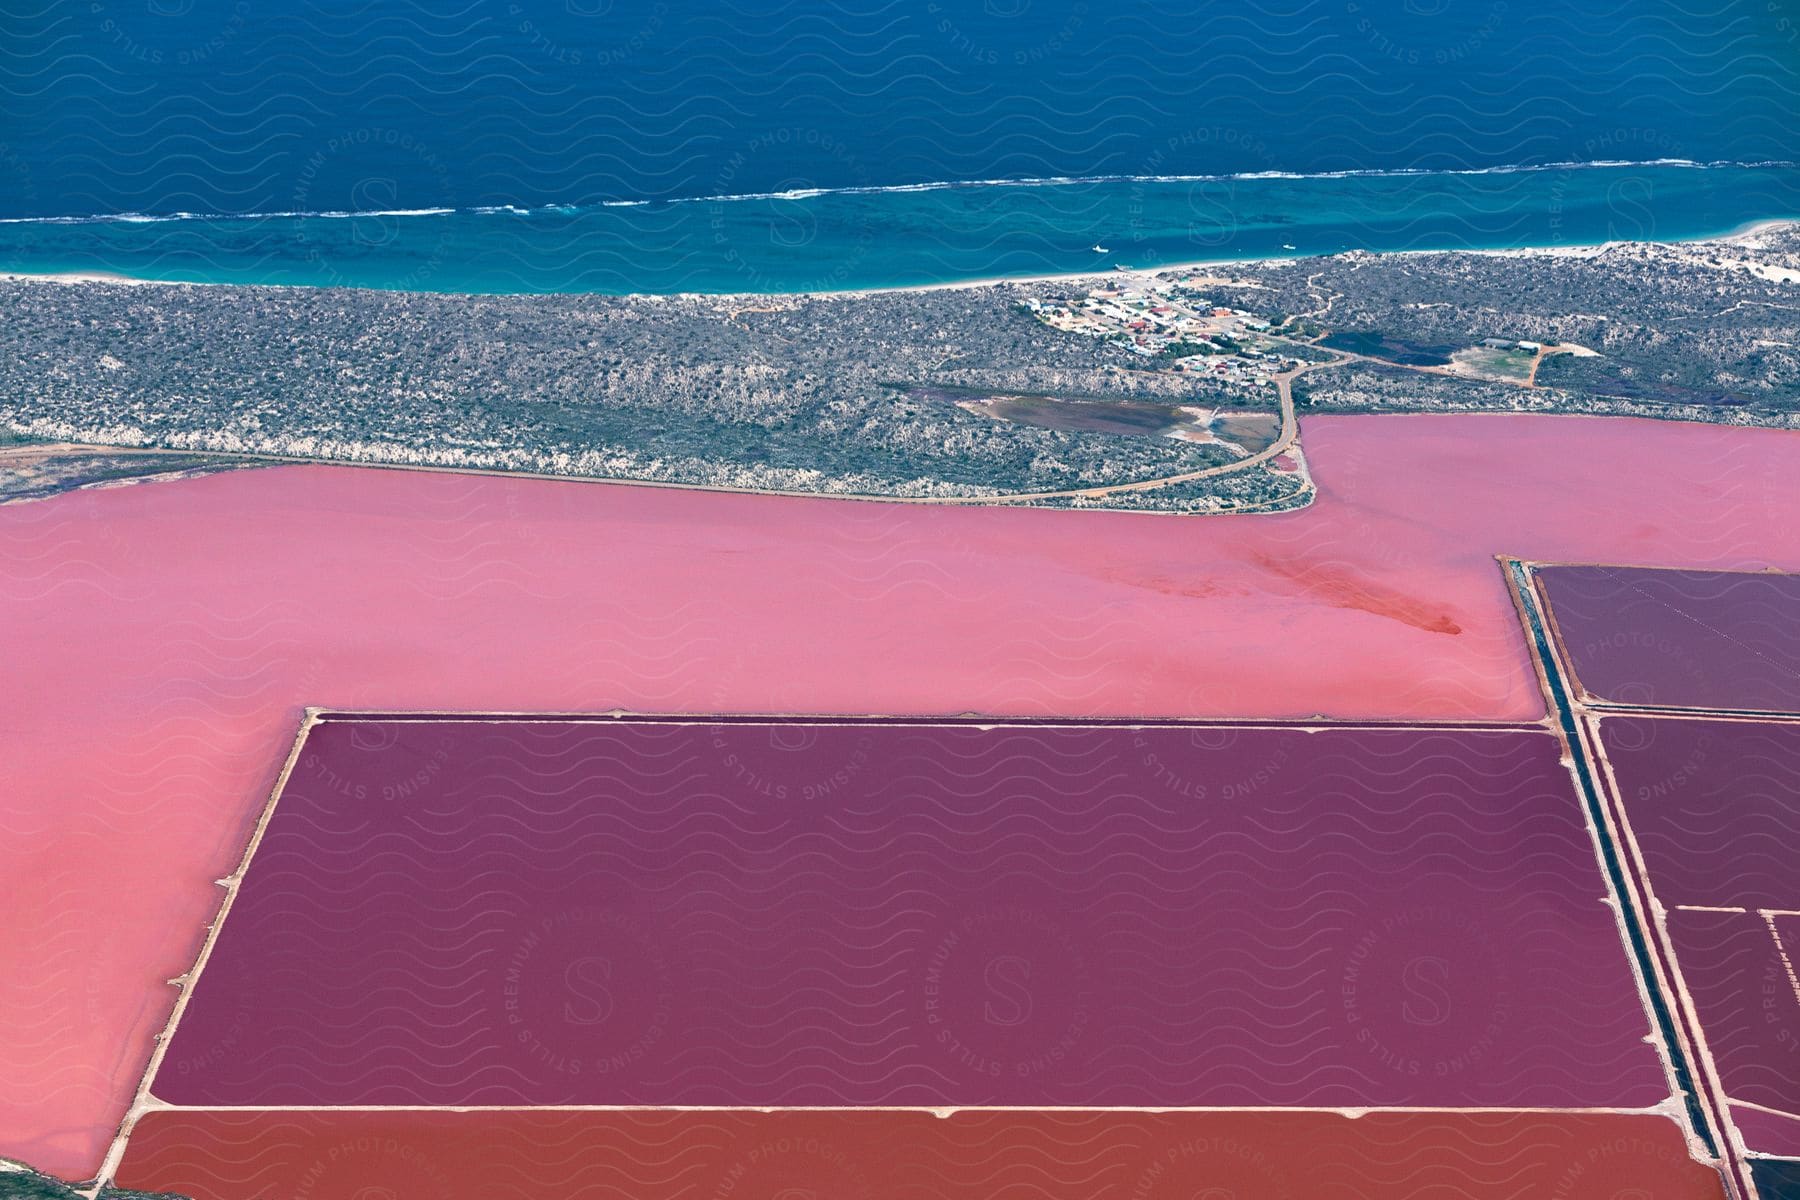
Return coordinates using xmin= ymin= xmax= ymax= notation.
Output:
xmin=1252 ymin=551 xmax=1463 ymax=635
xmin=1212 ymin=411 xmax=1282 ymax=454
xmin=0 ymin=441 xmax=256 ymax=504
xmin=1111 ymin=572 xmax=1239 ymax=601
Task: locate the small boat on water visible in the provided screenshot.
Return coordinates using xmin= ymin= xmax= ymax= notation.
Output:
xmin=1282 ymin=243 xmax=1297 ymax=250
xmin=1092 ymin=244 xmax=1109 ymax=253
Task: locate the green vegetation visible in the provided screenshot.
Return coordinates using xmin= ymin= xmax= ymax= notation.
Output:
xmin=1222 ymin=227 xmax=1800 ymax=422
xmin=0 ymin=1164 xmax=186 ymax=1200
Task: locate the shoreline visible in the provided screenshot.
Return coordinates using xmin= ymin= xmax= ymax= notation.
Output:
xmin=0 ymin=269 xmax=154 ymax=286
xmin=889 ymin=215 xmax=1800 ymax=294
xmin=1 ymin=217 xmax=1794 ymax=301
xmin=11 ymin=408 xmax=1796 ymax=516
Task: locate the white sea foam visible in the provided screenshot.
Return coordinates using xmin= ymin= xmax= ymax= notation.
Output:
xmin=0 ymin=159 xmax=1790 ymax=226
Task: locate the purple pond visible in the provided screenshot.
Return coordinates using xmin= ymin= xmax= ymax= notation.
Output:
xmin=1540 ymin=565 xmax=1800 ymax=712
xmin=152 ymin=716 xmax=1665 ymax=1109
xmin=1599 ymin=716 xmax=1800 ymax=910
xmin=1665 ymin=909 xmax=1800 ymax=1120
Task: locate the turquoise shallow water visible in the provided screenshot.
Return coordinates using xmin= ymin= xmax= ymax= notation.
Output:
xmin=3 ymin=163 xmax=1797 ymax=294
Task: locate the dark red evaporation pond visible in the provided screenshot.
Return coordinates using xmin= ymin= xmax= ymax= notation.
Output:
xmin=1540 ymin=565 xmax=1800 ymax=711
xmin=153 ymin=717 xmax=1666 ymax=1109
xmin=112 ymin=1109 xmax=1726 ymax=1200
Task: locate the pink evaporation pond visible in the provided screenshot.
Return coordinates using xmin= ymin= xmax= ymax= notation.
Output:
xmin=153 ymin=716 xmax=1664 ymax=1110
xmin=7 ymin=412 xmax=1800 ymax=1176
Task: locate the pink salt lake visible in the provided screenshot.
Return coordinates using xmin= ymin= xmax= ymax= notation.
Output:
xmin=4 ymin=413 xmax=1798 ymax=1178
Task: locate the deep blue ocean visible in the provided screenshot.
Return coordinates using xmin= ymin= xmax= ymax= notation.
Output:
xmin=3 ymin=0 xmax=1799 ymax=291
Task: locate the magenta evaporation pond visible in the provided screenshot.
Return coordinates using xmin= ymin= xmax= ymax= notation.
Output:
xmin=151 ymin=717 xmax=1665 ymax=1109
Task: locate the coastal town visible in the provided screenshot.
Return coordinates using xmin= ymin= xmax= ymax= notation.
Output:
xmin=1022 ymin=276 xmax=1306 ymax=390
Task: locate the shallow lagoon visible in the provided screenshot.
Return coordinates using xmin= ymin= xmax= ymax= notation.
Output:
xmin=8 ymin=411 xmax=1800 ymax=1177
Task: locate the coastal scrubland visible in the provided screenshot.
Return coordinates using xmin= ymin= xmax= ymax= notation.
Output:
xmin=1266 ymin=225 xmax=1800 ymax=422
xmin=2 ymin=224 xmax=1797 ymax=510
xmin=0 ymin=281 xmax=1299 ymax=511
